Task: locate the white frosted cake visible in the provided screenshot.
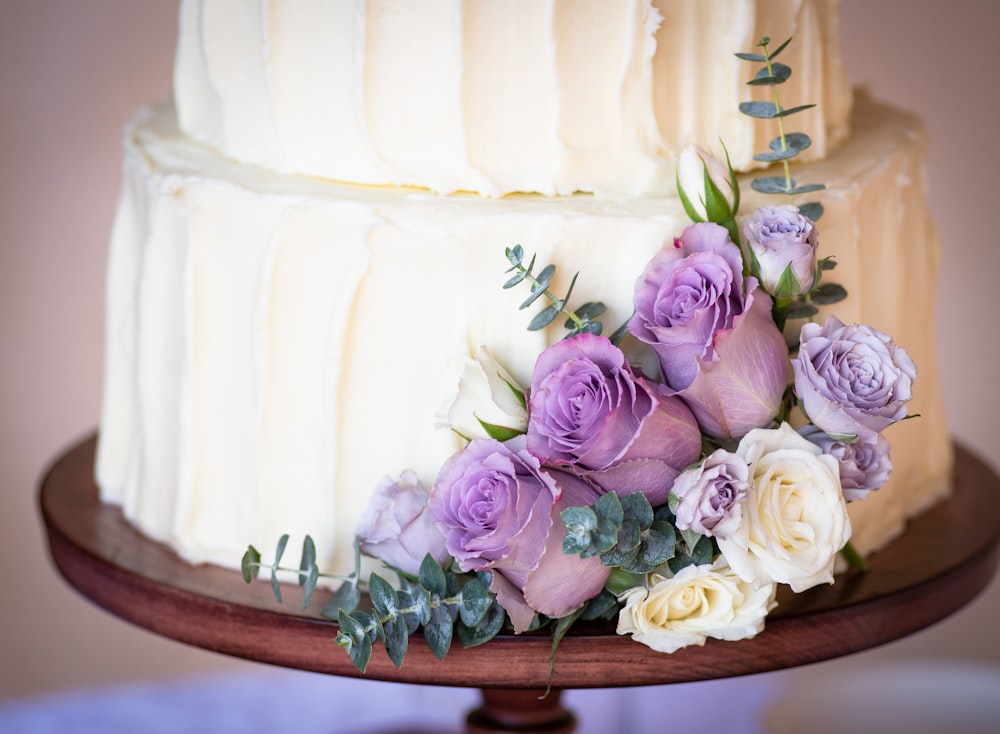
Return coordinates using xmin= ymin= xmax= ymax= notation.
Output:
xmin=96 ymin=0 xmax=952 ymax=580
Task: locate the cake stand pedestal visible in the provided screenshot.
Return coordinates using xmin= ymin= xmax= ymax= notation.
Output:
xmin=39 ymin=436 xmax=1000 ymax=733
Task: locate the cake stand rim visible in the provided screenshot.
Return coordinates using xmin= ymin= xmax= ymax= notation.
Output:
xmin=39 ymin=433 xmax=1000 ymax=689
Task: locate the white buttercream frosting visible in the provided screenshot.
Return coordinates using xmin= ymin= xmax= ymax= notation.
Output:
xmin=97 ymin=94 xmax=951 ymax=576
xmin=174 ymin=0 xmax=852 ymax=197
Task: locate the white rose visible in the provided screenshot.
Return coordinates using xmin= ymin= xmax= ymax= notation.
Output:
xmin=718 ymin=423 xmax=852 ymax=593
xmin=617 ymin=558 xmax=776 ymax=654
xmin=677 ymin=144 xmax=737 ymax=222
xmin=435 ymin=346 xmax=527 ymax=440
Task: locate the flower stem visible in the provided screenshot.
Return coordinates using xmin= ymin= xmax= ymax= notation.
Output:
xmin=839 ymin=540 xmax=870 ymax=572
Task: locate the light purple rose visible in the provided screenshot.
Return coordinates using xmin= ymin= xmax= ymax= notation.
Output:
xmin=356 ymin=471 xmax=450 ymax=576
xmin=527 ymin=333 xmax=702 ymax=505
xmin=629 ymin=222 xmax=791 ymax=439
xmin=428 ymin=437 xmax=609 ymax=632
xmin=670 ymin=449 xmax=750 ymax=539
xmin=799 ymin=424 xmax=893 ymax=501
xmin=743 ymin=205 xmax=819 ymax=299
xmin=793 ymin=316 xmax=915 ymax=440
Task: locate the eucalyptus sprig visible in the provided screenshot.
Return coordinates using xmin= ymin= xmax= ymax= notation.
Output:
xmin=504 ymin=245 xmax=629 ymax=345
xmin=242 ymin=537 xmax=506 ymax=673
xmin=737 ymin=35 xmax=825 ymax=222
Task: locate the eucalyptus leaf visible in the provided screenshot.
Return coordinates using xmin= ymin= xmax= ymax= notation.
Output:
xmin=751 ymin=176 xmax=794 ymax=194
xmin=620 ymin=492 xmax=653 ymax=529
xmin=786 ymin=301 xmax=819 ymax=321
xmin=368 ymin=573 xmax=399 ymax=618
xmin=503 ymin=271 xmax=528 ymax=289
xmin=274 ymin=534 xmax=290 ymax=567
xmin=747 ymin=61 xmax=791 ymax=85
xmin=593 ymin=491 xmax=625 ymax=526
xmin=299 ymin=536 xmax=316 ymax=583
xmin=424 ymin=605 xmax=454 ymax=661
xmin=768 ymin=36 xmax=793 ymax=60
xmin=457 ymin=600 xmax=505 ymax=648
xmin=570 ymin=321 xmax=603 ymax=337
xmin=605 ymin=568 xmax=646 ymax=596
xmin=505 ymin=245 xmax=524 ymax=266
xmin=270 ymin=566 xmax=282 ymax=604
xmin=241 ymin=546 xmax=261 ymax=583
xmin=734 ymin=51 xmax=767 ymax=62
xmin=382 ymin=617 xmax=408 ymax=668
xmin=811 ymin=282 xmax=848 ymax=305
xmin=320 ymin=579 xmax=361 ymax=620
xmin=338 ymin=611 xmax=373 ymax=672
xmin=798 ymin=202 xmax=825 ymax=222
xmin=786 ymin=183 xmax=826 ymax=195
xmin=739 ymin=101 xmax=780 ymax=118
xmin=528 ymin=304 xmax=561 ymax=331
xmin=774 ymin=103 xmax=817 ymax=118
xmin=458 ymin=578 xmax=492 ymax=627
xmin=418 ymin=556 xmax=447 ymax=597
xmin=301 ymin=563 xmax=319 ymax=610
xmin=608 ymin=318 xmax=631 ymax=347
xmin=572 ymin=301 xmax=606 ymax=321
xmin=580 ymin=589 xmax=620 ymax=621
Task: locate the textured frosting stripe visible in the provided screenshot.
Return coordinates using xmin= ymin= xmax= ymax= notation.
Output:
xmin=97 ymin=95 xmax=950 ymax=575
xmin=173 ymin=0 xmax=852 ymax=196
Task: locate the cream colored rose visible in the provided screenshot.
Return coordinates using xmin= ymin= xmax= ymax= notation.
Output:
xmin=435 ymin=346 xmax=527 ymax=440
xmin=677 ymin=144 xmax=737 ymax=221
xmin=616 ymin=559 xmax=776 ymax=654
xmin=718 ymin=423 xmax=852 ymax=593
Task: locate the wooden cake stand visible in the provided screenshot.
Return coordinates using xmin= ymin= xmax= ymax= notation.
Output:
xmin=40 ymin=435 xmax=1000 ymax=734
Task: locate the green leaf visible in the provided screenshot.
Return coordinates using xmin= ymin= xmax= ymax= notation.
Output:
xmin=505 ymin=245 xmax=524 ymax=267
xmin=702 ymin=164 xmax=735 ymax=222
xmin=751 ymin=176 xmax=794 ymax=194
xmin=608 ymin=318 xmax=631 ymax=347
xmin=747 ymin=62 xmax=792 ymax=86
xmin=458 ymin=578 xmax=492 ymax=627
xmin=571 ymin=301 xmax=606 ymax=322
xmin=241 ymin=546 xmax=261 ymax=583
xmin=337 ymin=611 xmax=373 ymax=672
xmin=562 ymin=505 xmax=598 ymax=555
xmin=302 ymin=563 xmax=319 ymax=610
xmin=772 ymin=263 xmax=804 ymax=301
xmin=270 ymin=566 xmax=282 ymax=604
xmin=274 ymin=534 xmax=290 ymax=567
xmin=581 ymin=589 xmax=620 ymax=621
xmin=503 ymin=271 xmax=528 ymax=289
xmin=418 ymin=555 xmax=447 ymax=597
xmin=320 ymin=580 xmax=361 ymax=620
xmin=457 ymin=600 xmax=506 ymax=648
xmin=775 ymin=103 xmax=817 ymax=118
xmin=739 ymin=101 xmax=780 ymax=119
xmin=734 ymin=51 xmax=767 ymax=62
xmin=528 ymin=304 xmax=561 ymax=331
xmin=798 ymin=202 xmax=825 ymax=222
xmin=382 ymin=617 xmax=408 ymax=668
xmin=424 ymin=605 xmax=454 ymax=660
xmin=605 ymin=568 xmax=646 ymax=596
xmin=768 ymin=36 xmax=793 ymax=60
xmin=786 ymin=300 xmax=819 ymax=320
xmin=785 ymin=183 xmax=825 ymax=195
xmin=369 ymin=573 xmax=399 ymax=618
xmin=593 ymin=491 xmax=625 ymax=526
xmin=753 ymin=132 xmax=813 ymax=162
xmin=811 ymin=282 xmax=848 ymax=305
xmin=620 ymin=492 xmax=654 ymax=530
xmin=475 ymin=417 xmax=523 ymax=441
xmin=299 ymin=536 xmax=316 ymax=584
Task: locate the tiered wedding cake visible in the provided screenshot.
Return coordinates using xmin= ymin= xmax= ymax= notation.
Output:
xmin=96 ymin=0 xmax=951 ymax=580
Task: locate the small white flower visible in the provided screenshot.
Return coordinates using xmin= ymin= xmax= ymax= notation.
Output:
xmin=435 ymin=346 xmax=527 ymax=441
xmin=617 ymin=558 xmax=776 ymax=653
xmin=718 ymin=423 xmax=852 ymax=593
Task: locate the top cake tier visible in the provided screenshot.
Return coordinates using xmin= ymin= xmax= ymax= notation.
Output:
xmin=175 ymin=0 xmax=852 ymax=197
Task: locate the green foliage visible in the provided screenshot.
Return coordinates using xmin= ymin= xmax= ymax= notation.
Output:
xmin=736 ymin=36 xmax=824 ymax=220
xmin=504 ymin=245 xmax=607 ymax=338
xmin=562 ymin=492 xmax=677 ymax=574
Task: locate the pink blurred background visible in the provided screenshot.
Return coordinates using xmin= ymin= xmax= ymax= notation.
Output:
xmin=1 ymin=0 xmax=998 ymax=711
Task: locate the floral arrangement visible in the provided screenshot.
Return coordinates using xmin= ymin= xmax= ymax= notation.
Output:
xmin=243 ymin=36 xmax=915 ymax=672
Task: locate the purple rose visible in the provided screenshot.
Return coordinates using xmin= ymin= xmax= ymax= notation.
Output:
xmin=793 ymin=316 xmax=915 ymax=440
xmin=428 ymin=437 xmax=608 ymax=632
xmin=799 ymin=424 xmax=893 ymax=501
xmin=527 ymin=333 xmax=701 ymax=505
xmin=670 ymin=449 xmax=750 ymax=539
xmin=629 ymin=222 xmax=790 ymax=439
xmin=356 ymin=471 xmax=450 ymax=576
xmin=743 ymin=205 xmax=819 ymax=299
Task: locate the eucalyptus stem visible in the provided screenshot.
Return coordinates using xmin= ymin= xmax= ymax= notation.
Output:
xmin=761 ymin=38 xmax=794 ymax=194
xmin=512 ymin=260 xmax=586 ymax=330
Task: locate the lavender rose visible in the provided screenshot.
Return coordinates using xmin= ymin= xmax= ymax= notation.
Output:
xmin=670 ymin=449 xmax=750 ymax=539
xmin=629 ymin=222 xmax=790 ymax=439
xmin=527 ymin=333 xmax=701 ymax=505
xmin=743 ymin=205 xmax=819 ymax=299
xmin=428 ymin=437 xmax=608 ymax=632
xmin=793 ymin=316 xmax=916 ymax=440
xmin=356 ymin=471 xmax=450 ymax=576
xmin=799 ymin=424 xmax=893 ymax=501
